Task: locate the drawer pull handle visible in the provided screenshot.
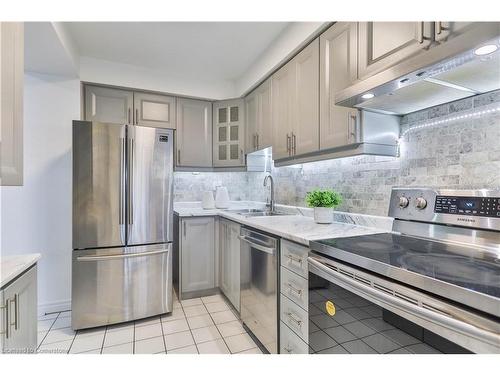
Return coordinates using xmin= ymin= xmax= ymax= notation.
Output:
xmin=287 ymin=283 xmax=303 ymax=296
xmin=287 ymin=312 xmax=302 ymax=327
xmin=286 ymin=254 xmax=303 ymax=264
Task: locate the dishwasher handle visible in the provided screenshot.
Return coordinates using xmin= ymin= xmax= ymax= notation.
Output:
xmin=239 ymin=235 xmax=275 ymax=255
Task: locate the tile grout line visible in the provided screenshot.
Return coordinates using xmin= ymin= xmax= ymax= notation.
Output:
xmin=159 ymin=314 xmax=168 ymax=354
xmin=177 ymin=297 xmax=199 ymax=354
xmin=37 ymin=312 xmax=60 ymax=350
xmin=202 ymin=297 xmax=236 ymax=353
xmin=100 ymin=326 xmax=108 ymax=354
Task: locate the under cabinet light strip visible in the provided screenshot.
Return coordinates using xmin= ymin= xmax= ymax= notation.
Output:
xmin=400 ymin=105 xmax=500 ymax=139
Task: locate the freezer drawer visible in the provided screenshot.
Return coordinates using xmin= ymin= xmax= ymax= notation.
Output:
xmin=71 ymin=243 xmax=172 ymax=330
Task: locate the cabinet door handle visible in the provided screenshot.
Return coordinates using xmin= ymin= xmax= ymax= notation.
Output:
xmin=287 ymin=312 xmax=302 ymax=327
xmin=178 ymin=150 xmax=181 ymax=165
xmin=240 ymin=149 xmax=243 ymax=163
xmin=284 ymin=346 xmax=293 ymax=353
xmin=256 ymin=134 xmax=259 ymax=149
xmin=292 ymin=133 xmax=297 ymax=155
xmin=286 ymin=254 xmax=303 ymax=264
xmin=183 ymin=221 xmax=186 ymax=237
xmin=253 ymin=134 xmax=256 ymax=150
xmin=0 ymin=301 xmax=9 ymax=338
xmin=128 ymin=108 xmax=131 ymax=124
xmin=135 ymin=108 xmax=139 ymax=125
xmin=286 ymin=134 xmax=291 ymax=155
xmin=436 ymin=21 xmax=442 ymax=35
xmin=287 ymin=283 xmax=303 ymax=296
xmin=10 ymin=294 xmax=18 ymax=331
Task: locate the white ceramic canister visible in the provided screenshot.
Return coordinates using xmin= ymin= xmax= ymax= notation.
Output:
xmin=202 ymin=190 xmax=215 ymax=209
xmin=215 ymin=186 xmax=230 ymax=209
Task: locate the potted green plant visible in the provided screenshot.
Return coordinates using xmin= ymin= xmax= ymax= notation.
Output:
xmin=305 ymin=189 xmax=342 ymax=224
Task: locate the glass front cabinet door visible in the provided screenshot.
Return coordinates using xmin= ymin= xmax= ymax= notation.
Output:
xmin=213 ymin=99 xmax=245 ymax=167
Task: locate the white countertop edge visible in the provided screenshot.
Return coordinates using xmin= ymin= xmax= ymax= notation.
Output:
xmin=174 ymin=202 xmax=389 ymax=246
xmin=1 ymin=253 xmax=41 ymax=289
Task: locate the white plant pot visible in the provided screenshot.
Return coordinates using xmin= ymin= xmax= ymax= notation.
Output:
xmin=314 ymin=207 xmax=333 ymax=224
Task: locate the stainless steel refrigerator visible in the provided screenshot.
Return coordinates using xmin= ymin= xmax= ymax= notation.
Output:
xmin=71 ymin=121 xmax=174 ymax=330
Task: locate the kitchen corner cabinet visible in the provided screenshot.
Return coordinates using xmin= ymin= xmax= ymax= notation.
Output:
xmin=320 ymin=22 xmax=360 ymax=150
xmin=219 ymin=219 xmax=240 ymax=312
xmin=1 ymin=266 xmax=37 ymax=354
xmin=176 ymin=98 xmax=213 ymax=168
xmin=134 ymin=92 xmax=176 ymax=129
xmin=213 ymin=99 xmax=245 ymax=167
xmin=357 ymin=22 xmax=433 ymax=80
xmin=272 ymin=38 xmax=319 ymax=160
xmin=84 ymin=85 xmax=176 ymax=129
xmin=179 ymin=217 xmax=215 ymax=295
xmin=245 ymin=78 xmax=272 ymax=153
xmin=1 ymin=22 xmax=24 ymax=186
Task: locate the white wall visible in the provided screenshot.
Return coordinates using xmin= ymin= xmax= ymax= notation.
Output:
xmin=1 ymin=72 xmax=80 ymax=314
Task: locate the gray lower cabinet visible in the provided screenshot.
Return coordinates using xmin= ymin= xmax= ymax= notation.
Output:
xmin=1 ymin=265 xmax=37 ymax=353
xmin=219 ymin=218 xmax=240 ymax=312
xmin=279 ymin=239 xmax=309 ymax=354
xmin=179 ymin=217 xmax=215 ymax=296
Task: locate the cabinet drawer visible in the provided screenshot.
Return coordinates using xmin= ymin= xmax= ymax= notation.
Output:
xmin=280 ymin=266 xmax=308 ymax=311
xmin=280 ymin=294 xmax=308 ymax=342
xmin=280 ymin=321 xmax=309 ymax=354
xmin=281 ymin=239 xmax=309 ymax=278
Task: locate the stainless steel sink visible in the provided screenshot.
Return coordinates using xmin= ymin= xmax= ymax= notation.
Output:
xmin=226 ymin=208 xmax=289 ymax=217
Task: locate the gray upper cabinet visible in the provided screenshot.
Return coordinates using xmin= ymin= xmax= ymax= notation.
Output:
xmin=320 ymin=22 xmax=360 ymax=150
xmin=293 ymin=38 xmax=319 ymax=156
xmin=180 ymin=217 xmax=215 ymax=294
xmin=85 ymin=85 xmax=133 ymax=124
xmin=434 ymin=22 xmax=480 ymax=43
xmin=272 ymin=38 xmax=319 ymax=160
xmin=176 ymin=98 xmax=213 ymax=168
xmin=213 ymin=99 xmax=245 ymax=167
xmin=245 ymin=90 xmax=258 ymax=154
xmin=358 ymin=22 xmax=433 ymax=80
xmin=271 ymin=59 xmax=296 ymax=160
xmin=1 ymin=266 xmax=37 ymax=353
xmin=134 ymin=92 xmax=176 ymax=129
xmin=245 ymin=78 xmax=272 ymax=153
xmin=1 ymin=22 xmax=24 ymax=186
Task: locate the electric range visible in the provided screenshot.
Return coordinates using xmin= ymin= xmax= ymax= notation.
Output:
xmin=308 ymin=188 xmax=500 ymax=354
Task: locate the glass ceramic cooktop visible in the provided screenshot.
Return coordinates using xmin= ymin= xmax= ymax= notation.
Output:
xmin=313 ymin=233 xmax=500 ymax=299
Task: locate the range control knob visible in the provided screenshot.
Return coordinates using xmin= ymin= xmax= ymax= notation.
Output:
xmin=415 ymin=197 xmax=427 ymax=210
xmin=399 ymin=196 xmax=409 ymax=208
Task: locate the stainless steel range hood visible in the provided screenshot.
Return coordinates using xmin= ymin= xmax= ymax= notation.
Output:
xmin=337 ymin=33 xmax=500 ymax=115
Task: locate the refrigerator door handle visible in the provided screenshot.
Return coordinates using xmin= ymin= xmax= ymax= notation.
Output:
xmin=128 ymin=137 xmax=134 ymax=227
xmin=119 ymin=137 xmax=126 ymax=243
xmin=76 ymin=249 xmax=169 ymax=262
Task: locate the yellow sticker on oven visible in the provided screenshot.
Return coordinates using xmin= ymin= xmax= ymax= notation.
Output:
xmin=325 ymin=301 xmax=336 ymax=316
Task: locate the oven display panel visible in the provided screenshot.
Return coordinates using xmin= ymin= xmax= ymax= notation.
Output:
xmin=434 ymin=196 xmax=500 ymax=217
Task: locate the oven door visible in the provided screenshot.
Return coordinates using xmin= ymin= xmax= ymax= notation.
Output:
xmin=308 ymin=254 xmax=500 ymax=354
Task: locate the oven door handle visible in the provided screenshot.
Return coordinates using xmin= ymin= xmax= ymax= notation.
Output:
xmin=308 ymin=256 xmax=500 ymax=353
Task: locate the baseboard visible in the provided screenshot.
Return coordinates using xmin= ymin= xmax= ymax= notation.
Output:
xmin=38 ymin=299 xmax=71 ymax=317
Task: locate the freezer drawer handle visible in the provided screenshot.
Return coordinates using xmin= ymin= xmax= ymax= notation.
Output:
xmin=77 ymin=249 xmax=169 ymax=262
xmin=238 ymin=235 xmax=275 ymax=255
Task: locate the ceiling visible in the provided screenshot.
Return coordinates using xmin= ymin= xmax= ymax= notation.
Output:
xmin=64 ymin=22 xmax=290 ymax=82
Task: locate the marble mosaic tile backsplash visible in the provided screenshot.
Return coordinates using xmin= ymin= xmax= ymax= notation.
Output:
xmin=174 ymin=90 xmax=500 ymax=216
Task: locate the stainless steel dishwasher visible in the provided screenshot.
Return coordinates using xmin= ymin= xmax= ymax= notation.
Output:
xmin=239 ymin=227 xmax=279 ymax=354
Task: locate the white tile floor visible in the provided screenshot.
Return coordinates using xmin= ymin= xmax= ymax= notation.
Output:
xmin=37 ymin=293 xmax=263 ymax=354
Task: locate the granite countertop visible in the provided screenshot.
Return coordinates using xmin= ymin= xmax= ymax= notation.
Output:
xmin=175 ymin=201 xmax=391 ymax=246
xmin=1 ymin=254 xmax=41 ymax=289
